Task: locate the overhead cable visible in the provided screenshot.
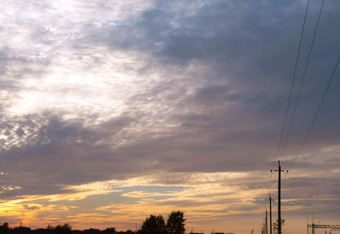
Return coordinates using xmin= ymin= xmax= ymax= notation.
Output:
xmin=272 ymin=0 xmax=311 ymax=169
xmin=288 ymin=57 xmax=340 ymax=170
xmin=279 ymin=0 xmax=325 ymax=159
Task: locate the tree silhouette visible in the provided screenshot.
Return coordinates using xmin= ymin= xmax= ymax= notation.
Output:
xmin=140 ymin=215 xmax=167 ymax=234
xmin=52 ymin=224 xmax=72 ymax=234
xmin=0 ymin=222 xmax=10 ymax=234
xmin=273 ymin=219 xmax=285 ymax=233
xmin=11 ymin=226 xmax=32 ymax=234
xmin=167 ymin=211 xmax=185 ymax=234
xmin=103 ymin=227 xmax=116 ymax=233
xmin=125 ymin=230 xmax=136 ymax=234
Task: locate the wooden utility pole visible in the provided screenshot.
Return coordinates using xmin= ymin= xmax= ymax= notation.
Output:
xmin=265 ymin=210 xmax=268 ymax=234
xmin=269 ymin=195 xmax=272 ymax=234
xmin=271 ymin=160 xmax=286 ymax=234
xmin=278 ymin=161 xmax=282 ymax=234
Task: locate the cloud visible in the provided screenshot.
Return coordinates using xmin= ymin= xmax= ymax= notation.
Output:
xmin=0 ymin=0 xmax=340 ymax=232
xmin=23 ymin=205 xmax=40 ymax=210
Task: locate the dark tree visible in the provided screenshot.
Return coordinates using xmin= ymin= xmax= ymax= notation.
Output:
xmin=125 ymin=230 xmax=136 ymax=234
xmin=52 ymin=224 xmax=71 ymax=234
xmin=140 ymin=215 xmax=167 ymax=234
xmin=166 ymin=211 xmax=185 ymax=234
xmin=103 ymin=227 xmax=116 ymax=233
xmin=273 ymin=219 xmax=285 ymax=233
xmin=10 ymin=226 xmax=32 ymax=234
xmin=0 ymin=223 xmax=10 ymax=234
xmin=33 ymin=228 xmax=53 ymax=234
xmin=83 ymin=228 xmax=101 ymax=234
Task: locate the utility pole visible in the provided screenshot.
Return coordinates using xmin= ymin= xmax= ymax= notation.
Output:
xmin=278 ymin=160 xmax=282 ymax=234
xmin=269 ymin=195 xmax=272 ymax=234
xmin=307 ymin=215 xmax=309 ymax=234
xmin=271 ymin=160 xmax=286 ymax=234
xmin=265 ymin=209 xmax=268 ymax=234
xmin=266 ymin=194 xmax=273 ymax=234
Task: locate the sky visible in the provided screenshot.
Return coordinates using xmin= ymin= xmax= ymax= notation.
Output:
xmin=0 ymin=0 xmax=340 ymax=233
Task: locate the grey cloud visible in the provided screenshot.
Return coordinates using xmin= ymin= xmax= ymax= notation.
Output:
xmin=23 ymin=204 xmax=40 ymax=210
xmin=193 ymin=85 xmax=231 ymax=106
xmin=100 ymin=1 xmax=339 ymax=65
xmin=1 ymin=0 xmax=338 ymax=178
xmin=0 ymin=0 xmax=339 ymax=225
xmin=0 ymin=113 xmax=142 ymax=198
xmin=153 ymin=197 xmax=240 ymax=209
xmin=41 ymin=0 xmax=338 ymax=160
xmin=96 ymin=0 xmax=340 ymax=103
xmin=94 ymin=0 xmax=340 ymax=151
xmin=0 ymin=215 xmax=21 ymax=226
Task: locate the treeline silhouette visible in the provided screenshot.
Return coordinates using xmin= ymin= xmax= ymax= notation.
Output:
xmin=0 ymin=223 xmax=122 ymax=234
xmin=0 ymin=211 xmax=185 ymax=234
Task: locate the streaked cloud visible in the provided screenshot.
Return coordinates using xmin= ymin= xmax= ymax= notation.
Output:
xmin=0 ymin=0 xmax=339 ymax=233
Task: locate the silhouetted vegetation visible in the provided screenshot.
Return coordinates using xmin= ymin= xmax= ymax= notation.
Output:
xmin=167 ymin=211 xmax=185 ymax=234
xmin=273 ymin=219 xmax=285 ymax=233
xmin=0 ymin=223 xmax=121 ymax=234
xmin=103 ymin=228 xmax=116 ymax=233
xmin=138 ymin=211 xmax=185 ymax=234
xmin=0 ymin=211 xmax=185 ymax=234
xmin=53 ymin=224 xmax=72 ymax=234
xmin=0 ymin=223 xmax=10 ymax=234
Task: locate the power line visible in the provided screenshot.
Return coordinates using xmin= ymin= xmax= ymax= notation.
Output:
xmin=288 ymin=56 xmax=340 ymax=170
xmin=273 ymin=0 xmax=311 ymax=169
xmin=279 ymin=0 xmax=325 ymax=159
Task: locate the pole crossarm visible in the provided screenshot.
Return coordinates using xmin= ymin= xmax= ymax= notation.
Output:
xmin=307 ymin=224 xmax=340 ymax=231
xmin=270 ymin=161 xmax=287 ymax=234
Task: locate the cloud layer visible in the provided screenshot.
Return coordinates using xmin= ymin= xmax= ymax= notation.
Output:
xmin=0 ymin=0 xmax=340 ymax=233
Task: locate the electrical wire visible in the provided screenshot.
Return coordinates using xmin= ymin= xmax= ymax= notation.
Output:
xmin=288 ymin=57 xmax=340 ymax=170
xmin=272 ymin=0 xmax=311 ymax=169
xmin=278 ymin=0 xmax=325 ymax=160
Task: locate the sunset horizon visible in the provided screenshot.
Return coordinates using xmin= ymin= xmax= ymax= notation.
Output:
xmin=0 ymin=1 xmax=339 ymax=233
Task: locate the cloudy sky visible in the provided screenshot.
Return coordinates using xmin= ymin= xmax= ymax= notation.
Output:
xmin=0 ymin=0 xmax=339 ymax=233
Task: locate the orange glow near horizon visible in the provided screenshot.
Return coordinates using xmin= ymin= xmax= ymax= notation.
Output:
xmin=0 ymin=171 xmax=317 ymax=233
